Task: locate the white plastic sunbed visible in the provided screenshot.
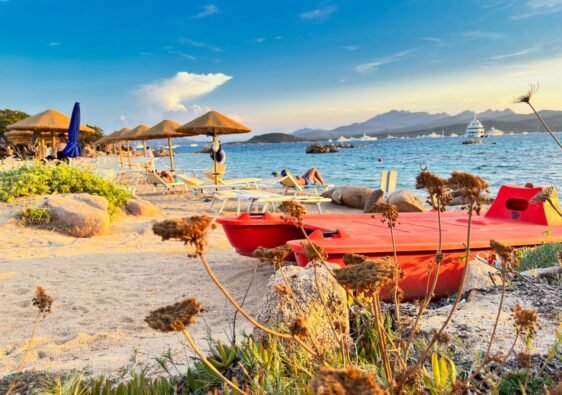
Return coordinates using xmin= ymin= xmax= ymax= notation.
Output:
xmin=145 ymin=172 xmax=188 ymax=194
xmin=210 ymin=189 xmax=331 ymax=215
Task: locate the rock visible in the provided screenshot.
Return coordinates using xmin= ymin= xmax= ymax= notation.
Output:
xmin=254 ymin=264 xmax=349 ymax=355
xmin=387 ymin=190 xmax=425 ymax=212
xmin=71 ymin=193 xmax=109 ymax=212
xmin=519 ymin=265 xmax=562 ymax=278
xmin=463 ymin=260 xmax=502 ymax=294
xmin=305 ymin=144 xmax=339 ymax=154
xmin=331 ymin=187 xmax=345 ymax=205
xmin=341 ymin=186 xmax=374 ymax=209
xmin=320 ymin=189 xmax=334 ymax=199
xmin=46 ymin=195 xmax=110 ymax=238
xmin=363 ymin=189 xmax=385 ymax=213
xmin=125 ymin=199 xmax=161 ymax=217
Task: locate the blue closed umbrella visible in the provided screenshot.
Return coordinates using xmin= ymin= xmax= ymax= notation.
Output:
xmin=60 ymin=102 xmax=82 ymax=158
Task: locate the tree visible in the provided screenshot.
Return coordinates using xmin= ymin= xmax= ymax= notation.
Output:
xmin=80 ymin=124 xmax=104 ymax=147
xmin=0 ymin=109 xmax=30 ymax=142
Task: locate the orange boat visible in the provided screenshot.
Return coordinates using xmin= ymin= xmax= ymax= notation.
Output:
xmin=217 ymin=185 xmax=562 ymax=300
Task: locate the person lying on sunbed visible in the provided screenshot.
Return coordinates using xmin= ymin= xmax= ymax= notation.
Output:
xmin=273 ymin=168 xmax=327 ymax=186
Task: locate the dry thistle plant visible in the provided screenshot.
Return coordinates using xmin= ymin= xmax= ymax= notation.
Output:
xmin=289 ymin=316 xmax=309 ymax=339
xmin=254 ymin=245 xmax=292 ymax=266
xmin=145 ymin=298 xmax=203 ymax=332
xmin=32 ymin=286 xmax=53 ymax=316
xmin=278 ymin=200 xmax=306 ymax=226
xmin=303 ymin=241 xmax=328 ymax=263
xmin=343 ymin=253 xmax=369 ymax=266
xmin=334 ymin=258 xmax=398 ymax=296
xmin=309 ymin=367 xmax=386 ymax=395
xmin=371 ymin=203 xmax=399 ymax=228
xmin=531 ymin=186 xmax=562 ymax=218
xmin=152 ymin=215 xmax=216 ymax=257
xmin=415 ymin=171 xmax=451 ymax=210
xmin=447 ymin=172 xmax=489 ymax=215
xmin=513 ymin=304 xmax=539 ymax=341
xmin=490 ymin=240 xmax=520 ymax=272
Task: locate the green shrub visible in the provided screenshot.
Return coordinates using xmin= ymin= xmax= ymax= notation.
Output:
xmin=0 ymin=164 xmax=131 ymax=218
xmin=498 ymin=370 xmax=553 ymax=395
xmin=19 ymin=207 xmax=52 ymax=226
xmin=517 ymin=243 xmax=562 ymax=271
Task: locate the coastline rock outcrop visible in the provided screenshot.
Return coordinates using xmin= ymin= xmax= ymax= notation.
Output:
xmin=323 ymin=186 xmax=374 ymax=209
xmin=387 ymin=190 xmax=425 ymax=212
xmin=45 ymin=194 xmax=110 ymax=237
xmin=125 ymin=198 xmax=161 ymax=217
xmin=363 ymin=189 xmax=385 ymax=212
xmin=305 ymin=144 xmax=339 ymax=154
xmin=253 ymin=263 xmax=349 ymax=354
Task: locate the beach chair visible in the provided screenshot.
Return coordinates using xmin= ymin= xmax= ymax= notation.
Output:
xmin=380 ymin=170 xmax=397 ymax=194
xmin=145 ymin=172 xmax=188 ymax=194
xmin=210 ymin=189 xmax=331 ymax=215
xmin=179 ymin=172 xmax=261 ymax=193
xmin=279 ymin=171 xmax=333 ymax=195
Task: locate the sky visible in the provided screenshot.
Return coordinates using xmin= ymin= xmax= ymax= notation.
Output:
xmin=1 ymin=0 xmax=562 ymax=139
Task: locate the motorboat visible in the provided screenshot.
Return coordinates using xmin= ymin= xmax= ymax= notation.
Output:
xmin=218 ymin=185 xmax=562 ymax=301
xmin=463 ymin=115 xmax=485 ymax=144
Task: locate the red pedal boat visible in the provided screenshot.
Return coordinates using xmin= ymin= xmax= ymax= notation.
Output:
xmin=217 ymin=185 xmax=562 ymax=300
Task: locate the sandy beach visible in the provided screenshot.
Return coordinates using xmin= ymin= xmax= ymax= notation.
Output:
xmin=1 ymin=183 xmax=560 ymax=381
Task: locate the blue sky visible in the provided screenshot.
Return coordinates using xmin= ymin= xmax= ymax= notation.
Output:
xmin=1 ymin=0 xmax=562 ymax=137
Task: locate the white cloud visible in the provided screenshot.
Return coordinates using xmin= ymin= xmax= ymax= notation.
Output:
xmin=254 ymin=37 xmax=266 ymax=44
xmin=191 ymin=4 xmax=219 ymax=19
xmin=118 ymin=115 xmax=128 ymax=124
xmin=343 ymin=45 xmax=359 ymax=51
xmin=299 ymin=5 xmax=337 ymax=21
xmin=179 ymin=38 xmax=222 ymax=52
xmin=135 ymin=71 xmax=232 ymax=112
xmin=274 ymin=35 xmax=284 ymax=40
xmin=418 ymin=37 xmax=444 ymax=45
xmin=461 ymin=31 xmax=507 ymax=40
xmin=489 ymin=46 xmax=541 ymax=60
xmin=48 ymin=42 xmax=60 ymax=46
xmin=167 ymin=50 xmax=197 ymax=61
xmin=355 ymin=49 xmax=416 ymax=74
xmin=513 ymin=0 xmax=562 ymax=18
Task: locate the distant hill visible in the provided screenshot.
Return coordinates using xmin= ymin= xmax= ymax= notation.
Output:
xmin=290 ymin=108 xmax=562 ymax=140
xmin=245 ymin=132 xmax=308 ymax=144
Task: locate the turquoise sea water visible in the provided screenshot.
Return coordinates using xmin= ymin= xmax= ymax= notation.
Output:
xmin=154 ymin=133 xmax=562 ymax=196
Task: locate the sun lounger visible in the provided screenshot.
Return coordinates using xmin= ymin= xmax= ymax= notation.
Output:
xmin=145 ymin=172 xmax=188 ymax=194
xmin=178 ymin=173 xmax=261 ymax=193
xmin=380 ymin=170 xmax=397 ymax=194
xmin=210 ymin=189 xmax=331 ymax=215
xmin=279 ymin=172 xmax=333 ymax=195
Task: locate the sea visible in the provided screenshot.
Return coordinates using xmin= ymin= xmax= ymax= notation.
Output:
xmin=154 ymin=133 xmax=562 ymax=196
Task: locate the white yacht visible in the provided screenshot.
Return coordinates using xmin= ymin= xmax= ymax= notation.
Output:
xmin=450 ymin=132 xmax=459 ymax=137
xmin=386 ymin=134 xmax=396 ymax=139
xmin=426 ymin=131 xmax=444 ymax=138
xmin=337 ymin=135 xmax=350 ymax=143
xmin=462 ymin=115 xmax=485 ymax=144
xmin=328 ymin=138 xmax=333 ymax=143
xmin=358 ymin=133 xmax=378 ymax=141
xmin=189 ymin=143 xmax=199 ymax=147
xmin=486 ymin=127 xmax=504 ymax=137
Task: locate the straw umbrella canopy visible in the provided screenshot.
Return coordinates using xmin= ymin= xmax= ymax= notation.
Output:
xmin=4 ymin=130 xmax=33 ymax=145
xmin=139 ymin=120 xmax=183 ymax=170
xmin=7 ymin=109 xmax=95 ymax=158
xmin=119 ymin=124 xmax=150 ymax=157
xmin=176 ymin=111 xmax=251 ymax=184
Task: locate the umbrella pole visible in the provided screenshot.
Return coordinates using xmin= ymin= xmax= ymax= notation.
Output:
xmin=213 ymin=133 xmax=218 ymax=185
xmin=168 ymin=137 xmax=175 ymax=171
xmin=51 ymin=132 xmax=56 ymax=157
xmin=126 ymin=141 xmax=132 ymax=167
xmin=118 ymin=142 xmax=123 ymax=167
xmin=143 ymin=140 xmax=147 ymax=157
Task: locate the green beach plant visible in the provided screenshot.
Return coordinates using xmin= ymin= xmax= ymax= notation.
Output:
xmin=19 ymin=207 xmax=52 ymax=226
xmin=0 ymin=163 xmax=131 ymax=217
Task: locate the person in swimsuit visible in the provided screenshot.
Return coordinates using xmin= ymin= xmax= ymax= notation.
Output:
xmin=274 ymin=168 xmax=326 ymax=186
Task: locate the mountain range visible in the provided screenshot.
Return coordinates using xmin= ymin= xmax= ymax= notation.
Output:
xmin=291 ymin=109 xmax=562 ymax=140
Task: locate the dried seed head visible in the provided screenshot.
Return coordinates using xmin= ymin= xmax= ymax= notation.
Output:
xmin=254 ymin=245 xmax=292 ymax=266
xmin=152 ymin=215 xmax=215 ymax=257
xmin=486 ymin=352 xmax=505 ymax=364
xmin=309 ymin=367 xmax=386 ymax=395
xmin=513 ymin=84 xmax=538 ymax=104
xmin=431 ymin=329 xmax=451 ymax=345
xmin=303 ymin=242 xmax=328 ymax=263
xmin=146 ymin=298 xmax=203 ymax=332
xmin=32 ymin=286 xmax=53 ymax=315
xmin=490 ymin=240 xmax=520 ymax=271
xmin=335 ymin=258 xmax=398 ymax=296
xmin=415 ymin=171 xmax=451 ymax=210
xmin=343 ymin=253 xmax=369 ymax=266
xmin=290 ymin=316 xmax=309 ymax=338
xmin=371 ymin=203 xmax=399 ymax=228
xmin=447 ymin=172 xmax=489 ymax=215
xmin=531 ymin=186 xmax=558 ymax=204
xmin=274 ymin=283 xmax=291 ymax=296
xmin=278 ymin=201 xmax=306 ymax=226
xmin=513 ymin=304 xmax=538 ymax=340
xmin=517 ymin=351 xmax=532 ymax=369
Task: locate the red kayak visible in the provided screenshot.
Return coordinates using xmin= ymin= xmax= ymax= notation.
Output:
xmin=217 ymin=185 xmax=562 ymax=300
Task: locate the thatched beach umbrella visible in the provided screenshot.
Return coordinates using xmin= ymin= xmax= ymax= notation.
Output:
xmin=7 ymin=109 xmax=95 ymax=158
xmin=176 ymin=111 xmax=251 ymax=184
xmin=4 ymin=130 xmax=33 ymax=146
xmin=139 ymin=120 xmax=183 ymax=170
xmin=96 ymin=128 xmax=130 ymax=165
xmin=119 ymin=124 xmax=150 ymax=157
